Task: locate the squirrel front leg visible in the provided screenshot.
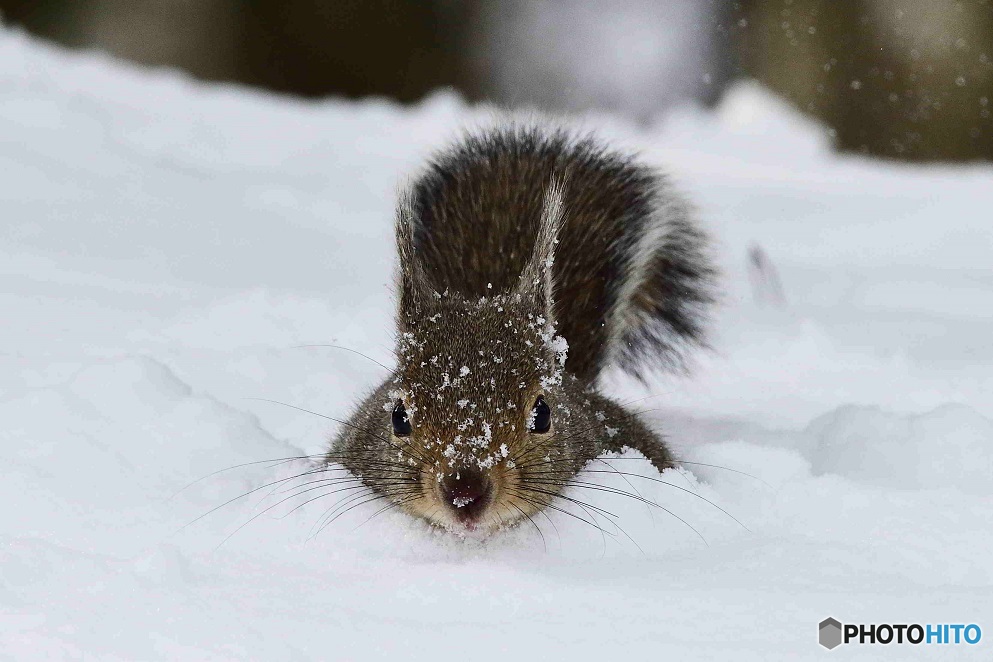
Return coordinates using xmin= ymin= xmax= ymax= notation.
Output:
xmin=586 ymin=391 xmax=676 ymax=474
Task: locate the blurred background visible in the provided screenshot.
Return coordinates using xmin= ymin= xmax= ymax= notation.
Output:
xmin=1 ymin=0 xmax=990 ymax=162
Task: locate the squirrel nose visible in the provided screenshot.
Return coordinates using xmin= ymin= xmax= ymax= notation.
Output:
xmin=440 ymin=468 xmax=492 ymax=525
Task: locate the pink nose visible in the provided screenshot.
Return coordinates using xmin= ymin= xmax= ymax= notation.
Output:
xmin=440 ymin=468 xmax=492 ymax=524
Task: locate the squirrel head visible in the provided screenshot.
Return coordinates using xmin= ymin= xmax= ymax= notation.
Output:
xmin=387 ymin=185 xmax=570 ymax=532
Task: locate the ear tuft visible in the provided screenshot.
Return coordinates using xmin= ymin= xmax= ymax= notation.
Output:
xmin=396 ymin=190 xmax=434 ymax=328
xmin=517 ymin=180 xmax=564 ymax=317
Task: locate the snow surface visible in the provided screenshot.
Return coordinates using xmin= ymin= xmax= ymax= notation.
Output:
xmin=2 ymin=26 xmax=992 ymax=660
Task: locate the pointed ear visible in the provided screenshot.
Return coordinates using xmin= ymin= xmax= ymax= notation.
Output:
xmin=517 ymin=180 xmax=563 ymax=318
xmin=395 ymin=191 xmax=434 ymax=330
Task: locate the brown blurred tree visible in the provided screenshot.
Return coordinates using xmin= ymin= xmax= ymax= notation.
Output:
xmin=237 ymin=0 xmax=469 ymax=100
xmin=1 ymin=0 xmax=243 ymax=81
xmin=733 ymin=0 xmax=993 ymax=161
xmin=0 ymin=0 xmax=470 ymax=101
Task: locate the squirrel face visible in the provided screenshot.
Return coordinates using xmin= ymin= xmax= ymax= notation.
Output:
xmin=379 ymin=181 xmax=569 ymax=531
xmin=390 ymin=292 xmax=568 ymax=531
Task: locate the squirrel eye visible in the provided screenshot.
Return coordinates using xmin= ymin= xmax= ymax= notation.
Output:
xmin=392 ymin=400 xmax=412 ymax=437
xmin=529 ymin=396 xmax=551 ymax=434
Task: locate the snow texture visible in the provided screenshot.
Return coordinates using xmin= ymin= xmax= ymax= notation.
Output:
xmin=2 ymin=27 xmax=992 ymax=660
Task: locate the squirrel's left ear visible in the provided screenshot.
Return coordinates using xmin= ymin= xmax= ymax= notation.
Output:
xmin=395 ymin=190 xmax=435 ymax=328
xmin=517 ymin=181 xmax=563 ymax=317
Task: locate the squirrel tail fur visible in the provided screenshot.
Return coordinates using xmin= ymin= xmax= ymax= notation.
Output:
xmin=400 ymin=124 xmax=715 ymax=385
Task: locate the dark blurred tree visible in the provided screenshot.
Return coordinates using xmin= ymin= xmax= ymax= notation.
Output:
xmin=237 ymin=0 xmax=469 ymax=100
xmin=1 ymin=0 xmax=242 ymax=80
xmin=0 ymin=0 xmax=470 ymax=100
xmin=733 ymin=0 xmax=993 ymax=161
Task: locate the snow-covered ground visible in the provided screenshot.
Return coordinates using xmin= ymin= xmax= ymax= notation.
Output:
xmin=2 ymin=26 xmax=992 ymax=660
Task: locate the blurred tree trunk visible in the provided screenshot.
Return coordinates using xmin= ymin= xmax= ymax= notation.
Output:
xmin=237 ymin=0 xmax=470 ymax=101
xmin=2 ymin=0 xmax=242 ymax=80
xmin=734 ymin=0 xmax=993 ymax=161
xmin=1 ymin=0 xmax=471 ymax=101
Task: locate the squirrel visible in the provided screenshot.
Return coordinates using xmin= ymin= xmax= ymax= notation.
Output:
xmin=326 ymin=124 xmax=714 ymax=533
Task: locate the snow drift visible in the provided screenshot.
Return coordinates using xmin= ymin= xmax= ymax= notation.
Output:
xmin=1 ymin=26 xmax=992 ymax=660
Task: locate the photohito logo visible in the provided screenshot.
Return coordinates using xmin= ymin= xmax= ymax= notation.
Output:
xmin=818 ymin=618 xmax=982 ymax=650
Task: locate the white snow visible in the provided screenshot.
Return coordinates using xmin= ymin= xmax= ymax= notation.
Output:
xmin=2 ymin=27 xmax=992 ymax=660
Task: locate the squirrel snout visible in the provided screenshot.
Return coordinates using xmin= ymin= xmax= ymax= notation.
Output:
xmin=439 ymin=468 xmax=492 ymax=527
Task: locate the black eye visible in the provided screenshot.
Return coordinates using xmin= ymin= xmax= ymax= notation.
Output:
xmin=392 ymin=401 xmax=411 ymax=437
xmin=529 ymin=396 xmax=551 ymax=433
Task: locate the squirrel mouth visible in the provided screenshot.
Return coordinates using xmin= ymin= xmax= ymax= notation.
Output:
xmin=454 ymin=511 xmax=481 ymax=531
xmin=451 ymin=505 xmax=487 ymax=531
xmin=439 ymin=468 xmax=492 ymax=529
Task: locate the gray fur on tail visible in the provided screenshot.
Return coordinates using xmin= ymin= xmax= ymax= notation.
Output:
xmin=404 ymin=124 xmax=715 ymax=384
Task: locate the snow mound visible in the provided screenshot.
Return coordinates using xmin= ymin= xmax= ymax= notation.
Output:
xmin=808 ymin=403 xmax=993 ymax=494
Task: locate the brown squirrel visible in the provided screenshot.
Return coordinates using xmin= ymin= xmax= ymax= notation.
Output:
xmin=326 ymin=124 xmax=714 ymax=532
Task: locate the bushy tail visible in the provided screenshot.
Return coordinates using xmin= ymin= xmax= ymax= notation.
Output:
xmin=604 ymin=178 xmax=716 ymax=381
xmin=403 ymin=123 xmax=715 ymax=384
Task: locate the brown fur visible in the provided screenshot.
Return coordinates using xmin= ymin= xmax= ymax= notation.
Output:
xmin=326 ymin=124 xmax=713 ymax=533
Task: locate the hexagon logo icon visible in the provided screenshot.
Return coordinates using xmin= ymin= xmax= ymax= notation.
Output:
xmin=819 ymin=617 xmax=843 ymax=650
